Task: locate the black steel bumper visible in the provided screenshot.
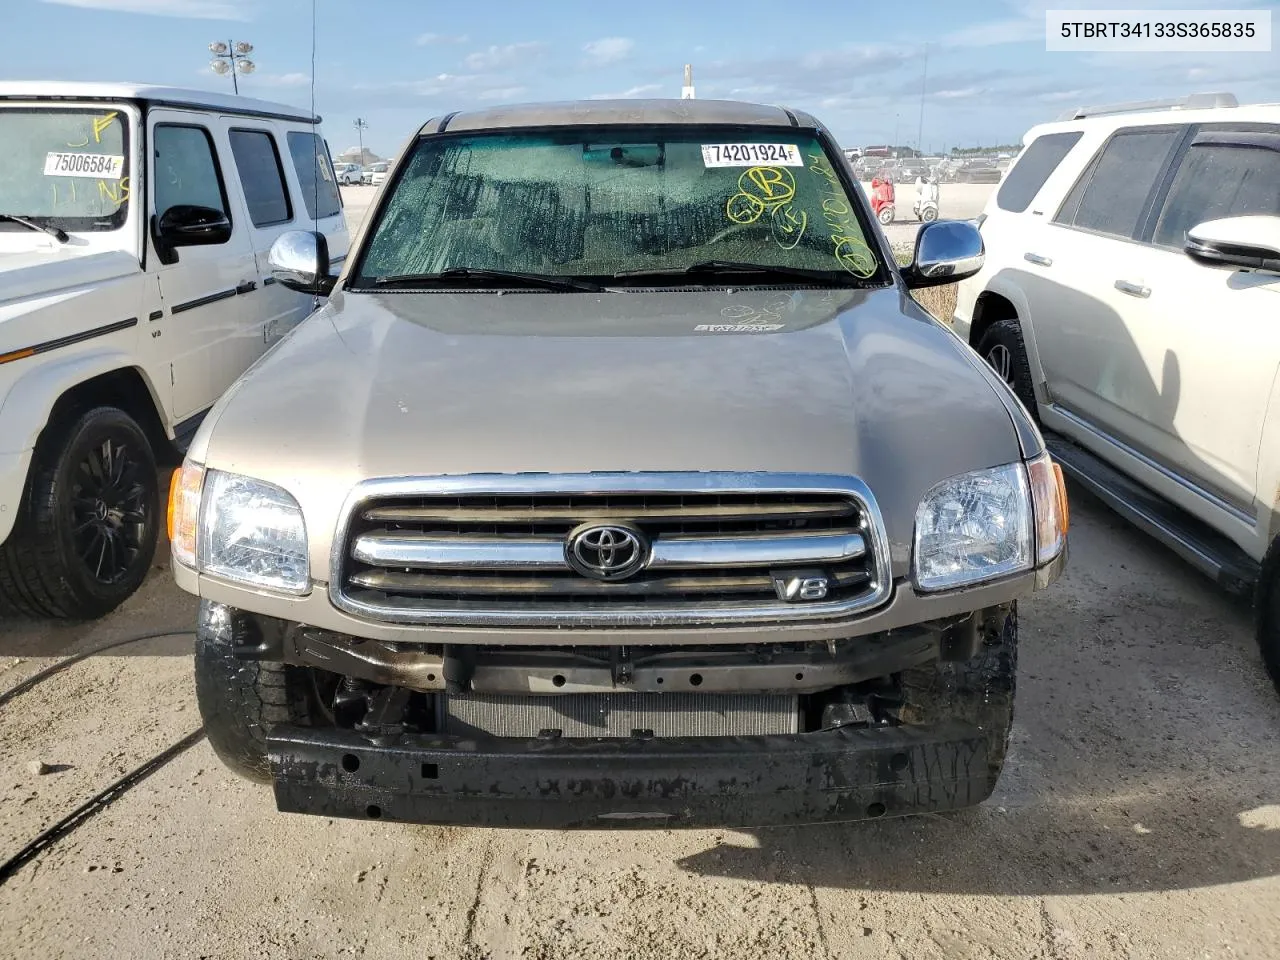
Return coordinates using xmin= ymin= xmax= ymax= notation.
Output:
xmin=267 ymin=721 xmax=992 ymax=829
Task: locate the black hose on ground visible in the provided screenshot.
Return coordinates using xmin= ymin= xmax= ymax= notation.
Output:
xmin=0 ymin=627 xmax=201 ymax=887
xmin=0 ymin=629 xmax=194 ymax=710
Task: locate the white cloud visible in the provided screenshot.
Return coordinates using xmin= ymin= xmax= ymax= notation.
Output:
xmin=253 ymin=72 xmax=310 ymax=87
xmin=1037 ymin=88 xmax=1087 ymax=103
xmin=729 ymin=84 xmax=778 ymax=96
xmin=582 ymin=37 xmax=634 ymax=66
xmin=415 ymin=32 xmax=468 ymax=45
xmin=477 ymin=86 xmax=527 ymax=101
xmin=588 ymin=83 xmax=662 ymax=100
xmin=935 ymin=87 xmax=986 ymax=100
xmin=943 ymin=18 xmax=1040 ymax=48
xmin=464 ymin=42 xmax=547 ymax=70
xmin=41 ymin=0 xmax=249 ymax=17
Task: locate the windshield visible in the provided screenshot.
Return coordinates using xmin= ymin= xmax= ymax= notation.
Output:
xmin=353 ymin=128 xmax=883 ymax=286
xmin=0 ymin=106 xmax=130 ymax=232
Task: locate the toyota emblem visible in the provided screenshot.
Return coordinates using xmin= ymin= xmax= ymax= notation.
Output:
xmin=565 ymin=522 xmax=649 ymax=581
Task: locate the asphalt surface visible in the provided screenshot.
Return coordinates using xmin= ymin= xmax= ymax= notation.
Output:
xmin=2 ymin=183 xmax=1279 ymax=960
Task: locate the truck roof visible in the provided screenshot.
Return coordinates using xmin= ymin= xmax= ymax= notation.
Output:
xmin=0 ymin=81 xmax=319 ymax=123
xmin=420 ymin=98 xmax=820 ymax=135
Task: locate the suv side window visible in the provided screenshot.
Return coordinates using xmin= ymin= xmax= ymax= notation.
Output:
xmin=153 ymin=124 xmax=229 ymax=225
xmin=286 ymin=131 xmax=342 ymax=221
xmin=228 ymin=129 xmax=292 ymax=227
xmin=1152 ymin=132 xmax=1280 ymax=248
xmin=1054 ymin=128 xmax=1180 ymax=239
xmin=996 ymin=132 xmax=1082 ymax=213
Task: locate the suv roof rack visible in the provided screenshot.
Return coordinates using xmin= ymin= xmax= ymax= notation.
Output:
xmin=1056 ymin=92 xmax=1237 ymax=121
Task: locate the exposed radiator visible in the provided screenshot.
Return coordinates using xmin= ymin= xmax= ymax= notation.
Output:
xmin=445 ymin=692 xmax=799 ymax=738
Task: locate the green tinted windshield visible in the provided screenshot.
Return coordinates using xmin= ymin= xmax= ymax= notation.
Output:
xmin=355 ymin=129 xmax=882 ymax=284
xmin=0 ymin=106 xmax=130 ymax=232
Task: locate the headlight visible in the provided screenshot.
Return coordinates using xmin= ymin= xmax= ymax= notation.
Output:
xmin=167 ymin=462 xmax=310 ymax=594
xmin=913 ymin=462 xmax=1033 ymax=591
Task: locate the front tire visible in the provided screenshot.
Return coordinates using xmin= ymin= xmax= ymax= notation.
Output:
xmin=878 ymin=205 xmax=895 ymax=225
xmin=1254 ymin=540 xmax=1280 ymax=696
xmin=976 ymin=318 xmax=1038 ymax=417
xmin=921 ymin=206 xmax=939 ymax=223
xmin=194 ymin=603 xmax=333 ymax=783
xmin=895 ymin=606 xmax=1018 ymax=796
xmin=0 ymin=406 xmax=159 ymax=619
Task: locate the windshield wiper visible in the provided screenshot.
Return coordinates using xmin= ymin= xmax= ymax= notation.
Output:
xmin=373 ymin=267 xmax=600 ymax=292
xmin=611 ymin=260 xmax=875 ymax=285
xmin=0 ymin=215 xmax=68 ymax=243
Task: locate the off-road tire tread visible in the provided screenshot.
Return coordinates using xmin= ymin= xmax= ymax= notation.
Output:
xmin=194 ymin=617 xmax=319 ymax=783
xmin=1254 ymin=538 xmax=1280 ymax=695
xmin=897 ymin=605 xmax=1018 ymax=793
xmin=977 ymin=319 xmax=1038 ymax=417
xmin=0 ymin=407 xmax=157 ymax=620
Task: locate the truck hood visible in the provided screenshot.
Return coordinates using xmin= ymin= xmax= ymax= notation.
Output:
xmin=0 ymin=247 xmax=139 ymax=308
xmin=197 ymin=286 xmax=1024 ymax=573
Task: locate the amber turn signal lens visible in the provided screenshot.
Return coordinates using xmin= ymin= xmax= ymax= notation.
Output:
xmin=169 ymin=462 xmax=205 ymax=568
xmin=1027 ymin=453 xmax=1067 ymax=564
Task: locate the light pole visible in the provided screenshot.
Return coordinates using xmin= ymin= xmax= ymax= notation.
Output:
xmin=353 ymin=118 xmax=369 ymax=165
xmin=210 ymin=40 xmax=255 ymax=95
xmin=892 ymin=113 xmax=900 ymax=156
xmin=916 ymin=43 xmax=928 ymax=156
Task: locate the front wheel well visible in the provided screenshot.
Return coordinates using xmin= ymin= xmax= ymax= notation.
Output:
xmin=968 ymin=292 xmax=1019 ymax=350
xmin=43 ymin=368 xmax=175 ymax=467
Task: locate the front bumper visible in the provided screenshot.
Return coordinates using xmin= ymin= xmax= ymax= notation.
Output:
xmin=268 ymin=720 xmax=991 ymax=829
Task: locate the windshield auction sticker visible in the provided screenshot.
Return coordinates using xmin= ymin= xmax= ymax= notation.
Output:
xmin=702 ymin=144 xmax=804 ymax=167
xmin=43 ymin=152 xmax=125 ymax=179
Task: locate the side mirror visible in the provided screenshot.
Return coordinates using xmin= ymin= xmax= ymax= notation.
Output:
xmin=268 ymin=230 xmax=336 ymax=296
xmin=1185 ymin=215 xmax=1280 ymax=274
xmin=151 ymin=204 xmax=232 ymax=264
xmin=901 ymin=220 xmax=985 ymax=289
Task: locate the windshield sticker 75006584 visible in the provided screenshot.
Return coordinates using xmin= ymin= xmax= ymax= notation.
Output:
xmin=44 ymin=152 xmax=125 ymax=179
xmin=702 ymin=143 xmax=803 ymax=167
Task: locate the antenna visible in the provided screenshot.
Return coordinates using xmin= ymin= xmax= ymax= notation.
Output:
xmin=682 ymin=64 xmax=695 ymax=100
xmin=309 ymin=0 xmax=321 ymax=312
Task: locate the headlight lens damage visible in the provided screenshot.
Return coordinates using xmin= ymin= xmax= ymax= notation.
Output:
xmin=169 ymin=463 xmax=310 ymax=594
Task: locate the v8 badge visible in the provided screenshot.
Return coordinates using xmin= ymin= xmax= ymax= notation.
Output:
xmin=772 ymin=570 xmax=830 ymax=602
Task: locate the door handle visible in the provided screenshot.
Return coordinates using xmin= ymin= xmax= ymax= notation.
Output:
xmin=1024 ymin=252 xmax=1052 ymax=267
xmin=1114 ymin=279 xmax=1151 ymax=299
xmin=236 ymin=280 xmax=257 ymax=295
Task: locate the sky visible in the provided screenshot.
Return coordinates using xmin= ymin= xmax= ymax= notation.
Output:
xmin=3 ymin=0 xmax=1279 ymax=158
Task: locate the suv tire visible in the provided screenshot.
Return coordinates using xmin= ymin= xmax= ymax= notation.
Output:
xmin=1254 ymin=539 xmax=1280 ymax=695
xmin=977 ymin=318 xmax=1037 ymax=416
xmin=194 ymin=609 xmax=331 ymax=783
xmin=895 ymin=605 xmax=1018 ymax=794
xmin=0 ymin=406 xmax=159 ymax=619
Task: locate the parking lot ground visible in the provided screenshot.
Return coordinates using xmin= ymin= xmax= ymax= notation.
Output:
xmin=2 ymin=473 xmax=1279 ymax=959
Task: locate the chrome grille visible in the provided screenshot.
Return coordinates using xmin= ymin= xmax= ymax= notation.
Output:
xmin=330 ymin=474 xmax=893 ymax=628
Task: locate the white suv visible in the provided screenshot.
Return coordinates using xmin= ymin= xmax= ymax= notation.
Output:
xmin=953 ymin=91 xmax=1280 ymax=689
xmin=0 ymin=82 xmax=349 ymax=619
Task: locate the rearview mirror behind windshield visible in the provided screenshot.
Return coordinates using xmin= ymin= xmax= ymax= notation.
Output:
xmin=584 ymin=143 xmax=665 ymax=168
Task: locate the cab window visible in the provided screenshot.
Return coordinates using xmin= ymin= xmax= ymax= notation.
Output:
xmin=1152 ymin=132 xmax=1280 ymax=248
xmin=153 ymin=124 xmax=230 ymax=225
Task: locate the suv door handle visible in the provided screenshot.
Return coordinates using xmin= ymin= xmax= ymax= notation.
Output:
xmin=1114 ymin=279 xmax=1151 ymax=299
xmin=236 ymin=280 xmax=257 ymax=295
xmin=1024 ymin=252 xmax=1052 ymax=267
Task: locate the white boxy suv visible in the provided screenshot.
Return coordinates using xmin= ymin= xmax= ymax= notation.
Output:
xmin=953 ymin=92 xmax=1280 ymax=689
xmin=0 ymin=83 xmax=349 ymax=619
